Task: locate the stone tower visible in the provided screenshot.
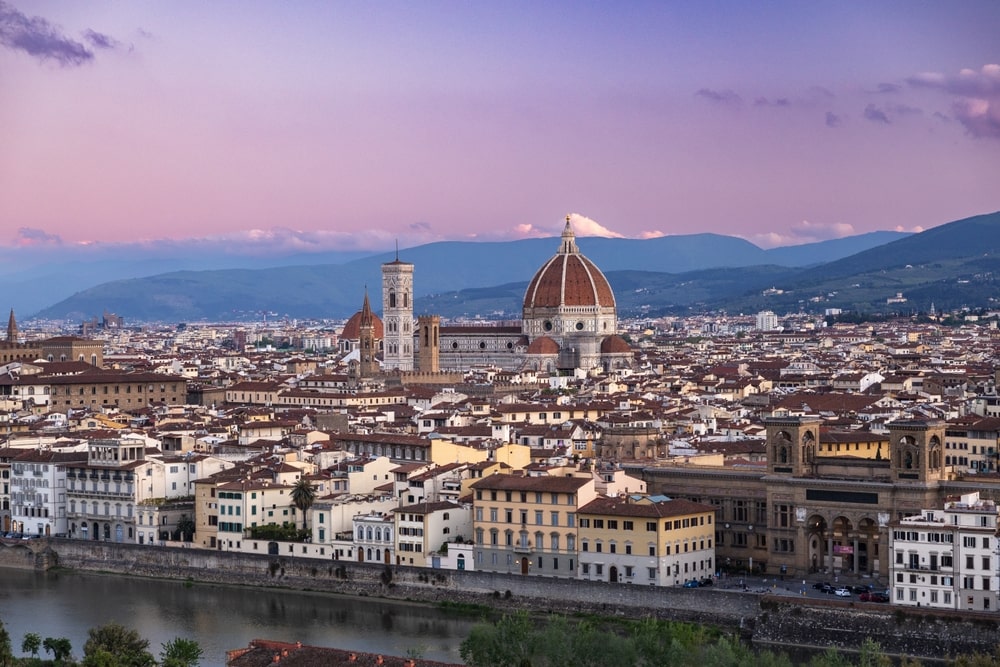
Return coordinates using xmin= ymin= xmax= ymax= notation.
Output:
xmin=889 ymin=420 xmax=945 ymax=483
xmin=417 ymin=315 xmax=440 ymax=373
xmin=381 ymin=250 xmax=414 ymax=372
xmin=7 ymin=309 xmax=17 ymax=343
xmin=358 ymin=289 xmax=379 ymax=379
xmin=765 ymin=416 xmax=821 ymax=477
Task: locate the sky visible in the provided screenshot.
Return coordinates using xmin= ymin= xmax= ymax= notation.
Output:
xmin=1 ymin=1 xmax=999 ymax=257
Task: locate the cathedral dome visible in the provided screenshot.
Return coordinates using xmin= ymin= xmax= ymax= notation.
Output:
xmin=526 ymin=336 xmax=560 ymax=355
xmin=523 ymin=220 xmax=615 ymax=310
xmin=341 ymin=310 xmax=383 ymax=340
xmin=600 ymin=334 xmax=631 ymax=354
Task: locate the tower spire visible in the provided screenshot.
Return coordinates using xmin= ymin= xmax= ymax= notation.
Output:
xmin=7 ymin=308 xmax=17 ymax=343
xmin=559 ymin=215 xmax=579 ymax=254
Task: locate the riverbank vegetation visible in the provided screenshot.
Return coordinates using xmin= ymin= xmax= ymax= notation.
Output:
xmin=0 ymin=618 xmax=202 ymax=667
xmin=458 ymin=611 xmax=1000 ymax=667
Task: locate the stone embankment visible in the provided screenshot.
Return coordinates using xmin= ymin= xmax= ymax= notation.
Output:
xmin=4 ymin=538 xmax=998 ymax=661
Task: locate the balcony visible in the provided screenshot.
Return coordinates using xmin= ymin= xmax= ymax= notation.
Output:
xmin=513 ymin=542 xmax=533 ymax=554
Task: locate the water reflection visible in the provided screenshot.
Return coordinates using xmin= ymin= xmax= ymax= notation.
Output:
xmin=0 ymin=568 xmax=474 ymax=667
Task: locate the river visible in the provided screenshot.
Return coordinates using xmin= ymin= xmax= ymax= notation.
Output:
xmin=0 ymin=567 xmax=476 ymax=666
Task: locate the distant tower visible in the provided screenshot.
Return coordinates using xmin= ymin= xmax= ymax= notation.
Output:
xmin=358 ymin=289 xmax=379 ymax=379
xmin=417 ymin=315 xmax=440 ymax=373
xmin=382 ymin=247 xmax=414 ymax=372
xmin=7 ymin=309 xmax=17 ymax=343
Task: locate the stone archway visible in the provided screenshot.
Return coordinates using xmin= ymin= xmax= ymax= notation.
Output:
xmin=609 ymin=565 xmax=618 ymax=583
xmin=807 ymin=514 xmax=827 ymax=573
xmin=831 ymin=516 xmax=855 ymax=573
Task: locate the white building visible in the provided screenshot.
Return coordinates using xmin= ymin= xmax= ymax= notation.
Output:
xmin=755 ymin=310 xmax=779 ymax=332
xmin=890 ymin=491 xmax=999 ymax=612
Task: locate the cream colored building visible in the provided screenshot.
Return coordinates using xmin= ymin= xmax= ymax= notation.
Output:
xmin=577 ymin=495 xmax=716 ymax=586
xmin=470 ymin=473 xmax=597 ymax=577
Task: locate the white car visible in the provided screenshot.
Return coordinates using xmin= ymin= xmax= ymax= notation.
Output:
xmin=834 ymin=587 xmax=851 ymax=597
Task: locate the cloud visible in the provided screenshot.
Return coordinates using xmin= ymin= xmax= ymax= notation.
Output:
xmin=874 ymin=83 xmax=902 ymax=94
xmin=695 ymin=88 xmax=743 ymax=107
xmin=13 ymin=227 xmax=63 ymax=247
xmin=566 ymin=213 xmax=624 ymax=239
xmin=894 ymin=225 xmax=924 ymax=234
xmin=0 ymin=1 xmax=93 ymax=65
xmin=747 ymin=219 xmax=857 ymax=248
xmin=863 ymin=104 xmax=891 ymax=124
xmin=83 ymin=28 xmax=119 ymax=50
xmin=907 ymin=64 xmax=1000 ymax=139
xmin=639 ymin=230 xmax=665 ymax=239
xmin=825 ymin=111 xmax=842 ymax=128
xmin=754 ymin=97 xmax=791 ymax=107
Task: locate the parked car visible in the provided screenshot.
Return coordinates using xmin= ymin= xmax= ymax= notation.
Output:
xmin=682 ymin=579 xmax=700 ymax=588
xmin=812 ymin=582 xmax=831 ymax=590
xmin=699 ymin=577 xmax=714 ymax=587
xmin=820 ymin=583 xmax=836 ymax=594
xmin=852 ymin=585 xmax=871 ymax=594
xmin=860 ymin=591 xmax=890 ymax=603
xmin=834 ymin=587 xmax=851 ymax=597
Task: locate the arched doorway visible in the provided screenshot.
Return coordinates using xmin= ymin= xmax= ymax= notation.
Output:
xmin=831 ymin=516 xmax=855 ymax=573
xmin=520 ymin=557 xmax=529 ymax=575
xmin=857 ymin=518 xmax=879 ymax=574
xmin=807 ymin=515 xmax=827 ymax=573
xmin=383 ymin=549 xmax=390 ymax=565
xmin=609 ymin=565 xmax=618 ymax=583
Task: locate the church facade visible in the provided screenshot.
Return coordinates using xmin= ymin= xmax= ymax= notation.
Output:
xmin=353 ymin=217 xmax=632 ymax=375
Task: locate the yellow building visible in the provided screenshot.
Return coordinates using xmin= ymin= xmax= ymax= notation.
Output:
xmin=577 ymin=495 xmax=716 ymax=587
xmin=470 ymin=473 xmax=597 ymax=577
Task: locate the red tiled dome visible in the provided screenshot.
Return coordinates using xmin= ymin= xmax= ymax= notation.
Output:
xmin=526 ymin=336 xmax=560 ymax=355
xmin=600 ymin=334 xmax=631 ymax=354
xmin=341 ymin=310 xmax=383 ymax=340
xmin=523 ymin=221 xmax=615 ymax=310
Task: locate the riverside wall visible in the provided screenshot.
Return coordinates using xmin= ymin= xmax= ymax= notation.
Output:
xmin=6 ymin=538 xmax=1000 ymax=661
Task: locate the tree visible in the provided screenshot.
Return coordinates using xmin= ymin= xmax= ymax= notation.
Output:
xmin=43 ymin=637 xmax=73 ymax=663
xmin=459 ymin=611 xmax=535 ymax=667
xmin=82 ymin=622 xmax=155 ymax=667
xmin=160 ymin=637 xmax=203 ymax=667
xmin=175 ymin=514 xmax=195 ymax=542
xmin=0 ymin=618 xmax=13 ymax=667
xmin=21 ymin=632 xmax=41 ymax=658
xmin=290 ymin=477 xmax=317 ymax=535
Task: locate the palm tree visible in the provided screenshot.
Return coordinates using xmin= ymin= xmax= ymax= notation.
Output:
xmin=290 ymin=477 xmax=317 ymax=537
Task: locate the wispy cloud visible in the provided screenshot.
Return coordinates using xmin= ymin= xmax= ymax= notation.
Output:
xmin=0 ymin=1 xmax=92 ymax=65
xmin=83 ymin=28 xmax=119 ymax=50
xmin=748 ymin=219 xmax=857 ymax=248
xmin=873 ymin=82 xmax=902 ymax=94
xmin=13 ymin=227 xmax=63 ymax=247
xmin=695 ymin=88 xmax=743 ymax=107
xmin=754 ymin=97 xmax=791 ymax=107
xmin=825 ymin=111 xmax=842 ymax=128
xmin=907 ymin=64 xmax=1000 ymax=139
xmin=863 ymin=104 xmax=891 ymax=124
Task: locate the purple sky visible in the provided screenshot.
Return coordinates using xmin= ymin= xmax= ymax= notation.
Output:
xmin=2 ymin=1 xmax=999 ymax=256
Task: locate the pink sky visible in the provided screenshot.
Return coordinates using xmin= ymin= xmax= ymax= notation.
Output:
xmin=1 ymin=1 xmax=999 ymax=255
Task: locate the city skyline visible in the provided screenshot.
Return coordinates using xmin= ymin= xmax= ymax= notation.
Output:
xmin=2 ymin=1 xmax=999 ymax=256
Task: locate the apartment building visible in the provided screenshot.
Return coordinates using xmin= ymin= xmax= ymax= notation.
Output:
xmin=890 ymin=491 xmax=999 ymax=612
xmin=392 ymin=500 xmax=471 ymax=567
xmin=470 ymin=473 xmax=597 ymax=577
xmin=577 ymin=495 xmax=716 ymax=586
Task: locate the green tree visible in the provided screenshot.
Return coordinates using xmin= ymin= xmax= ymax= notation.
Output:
xmin=43 ymin=636 xmax=73 ymax=663
xmin=160 ymin=637 xmax=203 ymax=667
xmin=82 ymin=622 xmax=155 ymax=667
xmin=0 ymin=618 xmax=13 ymax=667
xmin=290 ymin=477 xmax=317 ymax=534
xmin=460 ymin=610 xmax=535 ymax=667
xmin=21 ymin=632 xmax=41 ymax=658
xmin=175 ymin=514 xmax=195 ymax=542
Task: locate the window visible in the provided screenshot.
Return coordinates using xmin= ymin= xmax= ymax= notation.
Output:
xmin=535 ymin=510 xmax=543 ymax=525
xmin=550 ymin=512 xmax=559 ymax=527
xmin=623 ymin=521 xmax=633 ymax=531
xmin=646 ymin=521 xmax=656 ymax=532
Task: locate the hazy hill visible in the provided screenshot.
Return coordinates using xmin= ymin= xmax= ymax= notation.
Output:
xmin=31 ymin=228 xmax=910 ymax=322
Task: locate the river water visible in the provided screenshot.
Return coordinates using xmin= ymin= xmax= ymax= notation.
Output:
xmin=0 ymin=568 xmax=476 ymax=666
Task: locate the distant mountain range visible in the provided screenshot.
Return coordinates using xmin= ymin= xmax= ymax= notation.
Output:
xmin=26 ymin=210 xmax=1000 ymax=323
